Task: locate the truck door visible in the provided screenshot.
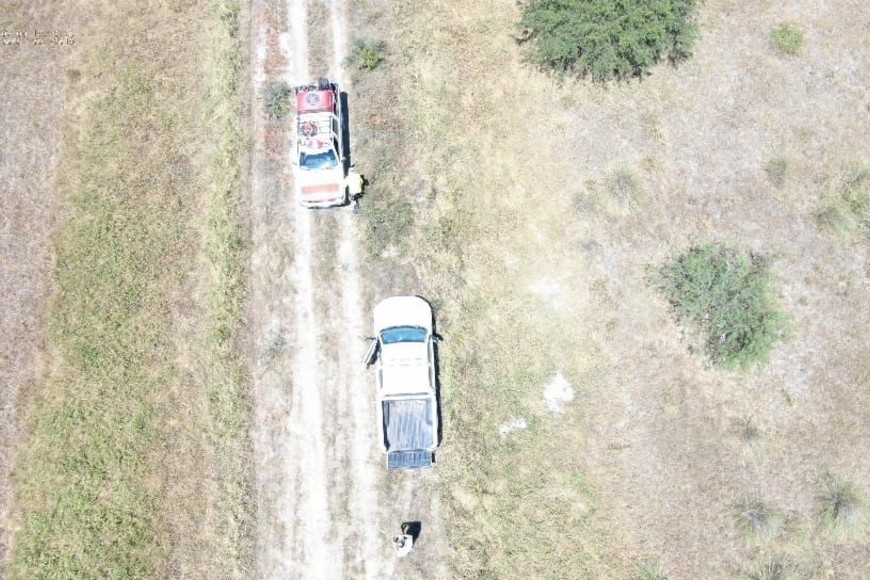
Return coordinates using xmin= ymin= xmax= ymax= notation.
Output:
xmin=363 ymin=338 xmax=379 ymax=367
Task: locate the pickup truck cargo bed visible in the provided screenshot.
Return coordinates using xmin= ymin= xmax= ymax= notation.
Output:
xmin=383 ymin=399 xmax=435 ymax=451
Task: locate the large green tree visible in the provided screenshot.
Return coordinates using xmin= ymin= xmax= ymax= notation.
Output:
xmin=520 ymin=0 xmax=700 ymax=80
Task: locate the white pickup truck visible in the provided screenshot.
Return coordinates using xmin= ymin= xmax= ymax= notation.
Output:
xmin=365 ymin=296 xmax=440 ymax=470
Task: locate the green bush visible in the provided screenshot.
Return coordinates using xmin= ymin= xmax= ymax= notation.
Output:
xmin=655 ymin=244 xmax=789 ymax=368
xmin=519 ymin=0 xmax=700 ymax=81
xmin=263 ymin=81 xmax=292 ymax=119
xmin=770 ymin=22 xmax=804 ymax=56
xmin=346 ymin=38 xmax=386 ymax=71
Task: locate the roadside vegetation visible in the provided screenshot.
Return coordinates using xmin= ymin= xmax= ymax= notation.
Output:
xmin=7 ymin=0 xmax=251 ymax=577
xmin=346 ymin=38 xmax=387 ymax=72
xmin=519 ymin=0 xmax=701 ymax=80
xmin=345 ymin=32 xmax=415 ymax=265
xmin=264 ymin=81 xmax=293 ymax=119
xmin=654 ymin=244 xmax=789 ymax=368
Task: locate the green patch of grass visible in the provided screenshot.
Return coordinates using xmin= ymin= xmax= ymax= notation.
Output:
xmin=770 ymin=23 xmax=804 ymax=56
xmin=520 ymin=0 xmax=701 ymax=80
xmin=764 ymin=157 xmax=791 ymax=188
xmin=733 ymin=497 xmax=783 ymax=541
xmin=8 ymin=0 xmax=250 ymax=577
xmin=263 ymin=81 xmax=293 ymax=120
xmin=654 ymin=244 xmax=790 ymax=368
xmin=346 ymin=38 xmax=386 ymax=72
xmin=818 ymin=472 xmax=864 ymax=537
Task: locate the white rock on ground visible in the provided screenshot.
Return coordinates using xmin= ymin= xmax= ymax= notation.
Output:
xmin=499 ymin=418 xmax=528 ymax=438
xmin=543 ymin=372 xmax=574 ymax=415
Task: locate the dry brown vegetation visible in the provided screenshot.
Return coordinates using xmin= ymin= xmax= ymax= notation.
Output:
xmin=352 ymin=0 xmax=870 ymax=577
xmin=4 ymin=0 xmax=251 ymax=577
xmin=0 ymin=3 xmax=72 ymax=573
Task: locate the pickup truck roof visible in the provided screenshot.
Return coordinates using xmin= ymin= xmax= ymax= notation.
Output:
xmin=378 ymin=342 xmax=431 ymax=396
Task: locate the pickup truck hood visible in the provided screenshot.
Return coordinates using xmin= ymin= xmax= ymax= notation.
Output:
xmin=373 ymin=296 xmax=432 ymax=334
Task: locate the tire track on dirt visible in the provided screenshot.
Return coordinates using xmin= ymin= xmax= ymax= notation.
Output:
xmin=328 ymin=1 xmax=390 ymax=575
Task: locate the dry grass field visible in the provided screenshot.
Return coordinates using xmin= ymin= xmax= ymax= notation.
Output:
xmin=3 ymin=0 xmax=251 ymax=577
xmin=3 ymin=0 xmax=867 ymax=576
xmin=353 ymin=0 xmax=870 ymax=577
xmin=0 ymin=2 xmax=71 ymax=573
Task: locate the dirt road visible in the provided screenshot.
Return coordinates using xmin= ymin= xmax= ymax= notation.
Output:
xmin=247 ymin=0 xmax=404 ymax=576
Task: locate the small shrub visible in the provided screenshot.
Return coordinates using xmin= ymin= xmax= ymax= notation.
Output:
xmin=813 ymin=204 xmax=851 ymax=235
xmin=770 ymin=23 xmax=804 ymax=56
xmin=655 ymin=244 xmax=789 ymax=368
xmin=748 ymin=556 xmax=796 ymax=580
xmin=818 ymin=473 xmax=864 ymax=536
xmin=733 ymin=497 xmax=783 ymax=540
xmin=634 ymin=562 xmax=669 ymax=580
xmin=764 ymin=157 xmax=790 ymax=188
xmin=605 ymin=167 xmax=642 ymax=208
xmin=735 ymin=416 xmax=763 ymax=446
xmin=263 ymin=82 xmax=293 ymax=119
xmin=346 ymin=38 xmax=386 ymax=71
xmin=520 ymin=0 xmax=700 ymax=81
xmin=814 ymin=167 xmax=870 ymax=237
xmin=841 ymin=168 xmax=870 ymax=218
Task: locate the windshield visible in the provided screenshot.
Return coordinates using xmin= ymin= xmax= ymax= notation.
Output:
xmin=380 ymin=326 xmax=427 ymax=345
xmin=300 ymin=149 xmax=338 ymax=170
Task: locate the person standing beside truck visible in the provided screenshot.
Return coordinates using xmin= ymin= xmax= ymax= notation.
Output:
xmin=346 ymin=166 xmax=364 ymax=208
